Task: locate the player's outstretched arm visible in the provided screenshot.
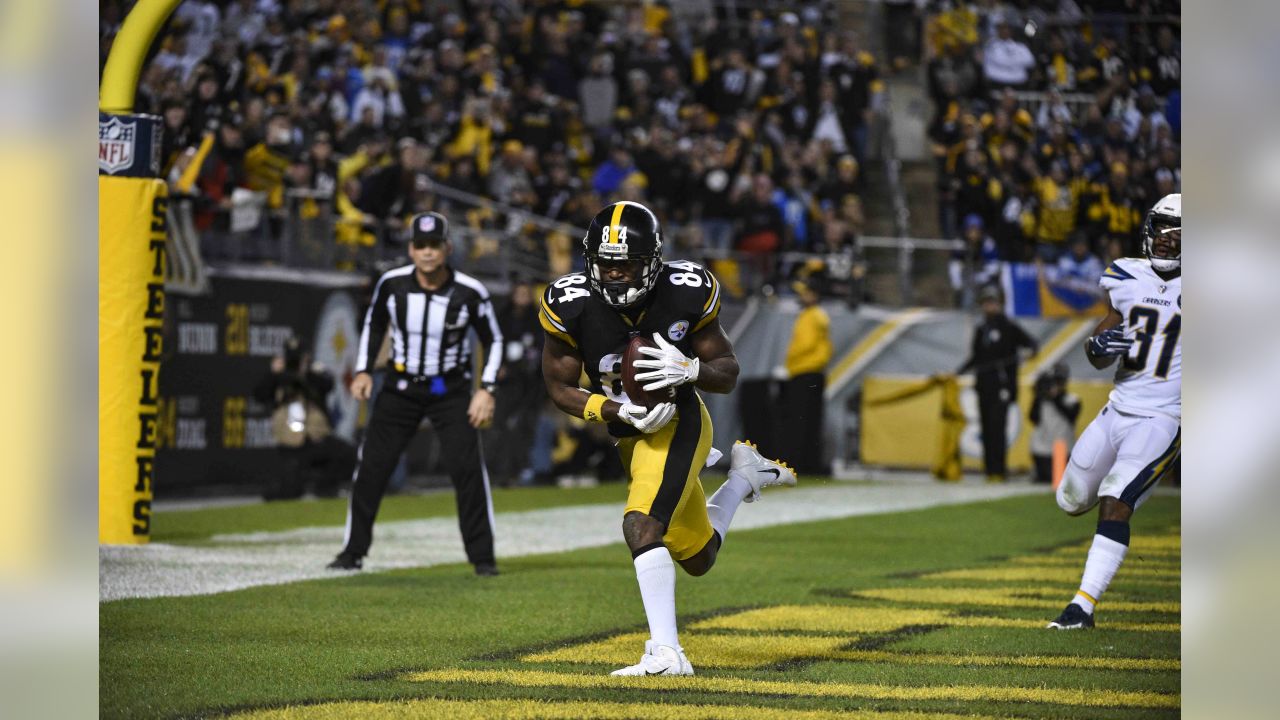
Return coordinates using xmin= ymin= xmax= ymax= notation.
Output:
xmin=1084 ymin=303 xmax=1127 ymax=370
xmin=688 ymin=317 xmax=739 ymax=394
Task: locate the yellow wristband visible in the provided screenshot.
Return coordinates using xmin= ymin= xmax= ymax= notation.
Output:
xmin=583 ymin=394 xmax=608 ymax=423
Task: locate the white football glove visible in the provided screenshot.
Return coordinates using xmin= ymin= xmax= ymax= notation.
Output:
xmin=633 ymin=332 xmax=700 ymax=391
xmin=617 ymin=402 xmax=676 ymax=434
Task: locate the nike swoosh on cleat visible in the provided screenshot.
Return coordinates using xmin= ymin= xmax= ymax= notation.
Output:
xmin=762 ymin=468 xmax=780 ymax=479
xmin=645 ymin=670 xmax=665 ymax=676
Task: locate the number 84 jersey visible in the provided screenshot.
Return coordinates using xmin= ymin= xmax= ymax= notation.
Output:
xmin=1101 ymin=257 xmax=1181 ymax=420
xmin=538 ymin=261 xmax=722 ymax=423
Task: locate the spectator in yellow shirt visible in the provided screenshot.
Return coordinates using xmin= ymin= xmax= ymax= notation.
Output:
xmin=1087 ymin=162 xmax=1143 ymax=252
xmin=243 ymin=113 xmax=296 ymax=210
xmin=775 ymin=278 xmax=833 ymax=475
xmin=1030 ymin=159 xmax=1085 ymax=260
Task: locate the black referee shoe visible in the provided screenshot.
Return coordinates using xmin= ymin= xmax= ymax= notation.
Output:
xmin=326 ymin=552 xmax=363 ymax=571
xmin=474 ymin=562 xmax=499 ymax=577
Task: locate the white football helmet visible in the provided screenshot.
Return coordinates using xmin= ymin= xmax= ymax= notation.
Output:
xmin=1142 ymin=193 xmax=1181 ymax=272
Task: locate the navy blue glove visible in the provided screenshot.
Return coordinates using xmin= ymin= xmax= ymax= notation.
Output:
xmin=1087 ymin=326 xmax=1133 ymax=358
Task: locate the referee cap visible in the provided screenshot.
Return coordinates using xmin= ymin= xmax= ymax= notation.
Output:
xmin=410 ymin=211 xmax=449 ymax=246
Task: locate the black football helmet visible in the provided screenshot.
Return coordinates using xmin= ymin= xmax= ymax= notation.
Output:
xmin=583 ymin=201 xmax=664 ymax=307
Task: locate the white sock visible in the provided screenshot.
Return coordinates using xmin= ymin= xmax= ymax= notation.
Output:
xmin=706 ymin=471 xmax=754 ymax=542
xmin=633 ymin=546 xmax=679 ymax=649
xmin=1074 ymin=534 xmax=1129 ymax=614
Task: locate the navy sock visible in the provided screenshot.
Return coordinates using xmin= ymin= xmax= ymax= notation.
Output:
xmin=1095 ymin=520 xmax=1131 ymax=546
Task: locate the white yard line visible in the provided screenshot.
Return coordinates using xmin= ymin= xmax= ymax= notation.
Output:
xmin=100 ymin=482 xmax=1047 ymax=603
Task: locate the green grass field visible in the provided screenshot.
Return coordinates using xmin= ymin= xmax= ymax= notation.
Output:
xmin=101 ymin=486 xmax=1179 ymax=719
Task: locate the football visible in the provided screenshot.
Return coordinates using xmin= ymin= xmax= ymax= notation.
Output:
xmin=622 ymin=335 xmax=676 ymax=408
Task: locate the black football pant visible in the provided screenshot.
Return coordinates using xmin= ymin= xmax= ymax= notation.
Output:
xmin=977 ymin=387 xmax=1010 ymax=477
xmin=781 ymin=373 xmax=828 ymax=475
xmin=341 ymin=376 xmax=495 ymax=565
xmin=483 ymin=378 xmax=543 ymax=485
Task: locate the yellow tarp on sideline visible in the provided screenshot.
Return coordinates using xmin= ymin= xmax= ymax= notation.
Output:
xmin=861 ymin=375 xmax=1112 ymax=472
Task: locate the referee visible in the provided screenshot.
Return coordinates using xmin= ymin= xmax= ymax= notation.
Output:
xmin=328 ymin=211 xmax=504 ymax=575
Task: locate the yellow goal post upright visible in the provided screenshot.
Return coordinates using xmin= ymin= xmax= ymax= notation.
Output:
xmin=99 ymin=0 xmax=183 ymax=544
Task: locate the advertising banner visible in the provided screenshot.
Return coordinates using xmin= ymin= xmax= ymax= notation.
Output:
xmin=155 ymin=276 xmax=365 ymax=494
xmin=1000 ymin=262 xmax=1109 ymax=318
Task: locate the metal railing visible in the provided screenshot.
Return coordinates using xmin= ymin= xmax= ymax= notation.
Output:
xmin=165 ymin=193 xmax=210 ymax=295
xmin=171 ymin=177 xmax=968 ymax=307
xmin=998 ymin=90 xmax=1096 ymax=123
xmin=874 ymin=76 xmax=915 ymax=305
xmin=168 ymin=165 xmax=976 ymax=308
xmin=694 ymin=235 xmax=962 ymax=307
xmin=169 ymin=182 xmax=587 ymax=283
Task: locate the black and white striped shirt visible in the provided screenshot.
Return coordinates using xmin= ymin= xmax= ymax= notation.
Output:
xmin=356 ymin=265 xmax=503 ymax=384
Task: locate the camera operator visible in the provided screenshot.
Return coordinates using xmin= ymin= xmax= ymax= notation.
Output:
xmin=1028 ymin=362 xmax=1081 ymax=485
xmin=254 ymin=336 xmax=356 ymax=500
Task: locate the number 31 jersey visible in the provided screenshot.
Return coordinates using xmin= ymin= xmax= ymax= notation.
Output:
xmin=539 ymin=261 xmax=722 ymax=435
xmin=1100 ymin=258 xmax=1181 ymax=420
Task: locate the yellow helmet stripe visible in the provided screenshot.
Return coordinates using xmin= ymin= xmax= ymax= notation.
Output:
xmin=609 ymin=202 xmax=627 ymax=243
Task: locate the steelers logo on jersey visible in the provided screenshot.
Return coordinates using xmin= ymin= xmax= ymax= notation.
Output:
xmin=668 ymin=320 xmax=689 ymax=342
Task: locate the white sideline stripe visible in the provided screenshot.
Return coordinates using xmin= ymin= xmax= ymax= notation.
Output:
xmin=725 ymin=298 xmax=759 ymax=343
xmin=99 ymin=482 xmax=1044 ymax=603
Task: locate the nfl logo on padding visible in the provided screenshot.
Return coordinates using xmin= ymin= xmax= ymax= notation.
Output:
xmin=668 ymin=320 xmax=689 ymax=341
xmin=98 ymin=112 xmax=163 ymax=177
xmin=99 ymin=116 xmax=135 ymax=174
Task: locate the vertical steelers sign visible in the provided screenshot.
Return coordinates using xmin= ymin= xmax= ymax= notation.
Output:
xmin=98 ymin=112 xmax=166 ymax=543
xmin=99 ymin=0 xmax=184 ymax=543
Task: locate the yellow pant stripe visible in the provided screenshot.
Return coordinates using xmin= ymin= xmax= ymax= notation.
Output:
xmin=618 ymin=399 xmax=714 ymax=560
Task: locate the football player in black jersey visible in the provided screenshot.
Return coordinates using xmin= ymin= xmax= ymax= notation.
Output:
xmin=540 ymin=201 xmax=797 ymax=676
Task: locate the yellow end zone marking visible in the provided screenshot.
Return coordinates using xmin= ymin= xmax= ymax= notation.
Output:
xmin=1047 ymin=546 xmax=1180 ymax=564
xmin=525 ymin=631 xmax=852 ymax=669
xmin=833 ymin=649 xmax=1179 ymax=672
xmin=856 ymin=587 xmax=1180 ymax=614
xmin=1048 ymin=534 xmax=1181 ymax=557
xmin=229 ymin=698 xmax=986 ymax=720
xmin=1009 ymin=555 xmax=1180 ymax=570
xmin=526 ymin=623 xmax=1178 ymax=673
xmin=950 ymin=615 xmax=1180 ymax=633
xmin=924 ymin=566 xmax=1178 ymax=585
xmin=693 ymin=605 xmax=951 ymax=634
xmin=694 ymin=604 xmax=1178 ymax=634
xmin=406 ymin=669 xmax=1179 ymax=709
xmin=1131 ymin=534 xmax=1181 ymax=552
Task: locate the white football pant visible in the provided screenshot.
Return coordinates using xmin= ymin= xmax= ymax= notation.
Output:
xmin=1056 ymin=404 xmax=1181 ymax=515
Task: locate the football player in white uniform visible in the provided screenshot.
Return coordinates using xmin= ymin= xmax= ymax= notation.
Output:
xmin=1048 ymin=194 xmax=1181 ymax=629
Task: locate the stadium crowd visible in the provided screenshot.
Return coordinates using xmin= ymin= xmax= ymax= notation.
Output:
xmin=925 ymin=0 xmax=1180 ymax=298
xmin=100 ymin=0 xmax=882 ymax=293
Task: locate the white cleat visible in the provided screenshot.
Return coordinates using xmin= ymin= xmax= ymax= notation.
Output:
xmin=731 ymin=440 xmax=797 ymax=503
xmin=609 ymin=640 xmax=694 ymax=676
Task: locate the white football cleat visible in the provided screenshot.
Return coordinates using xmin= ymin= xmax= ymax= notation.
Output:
xmin=609 ymin=640 xmax=694 ymax=676
xmin=731 ymin=440 xmax=797 ymax=503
